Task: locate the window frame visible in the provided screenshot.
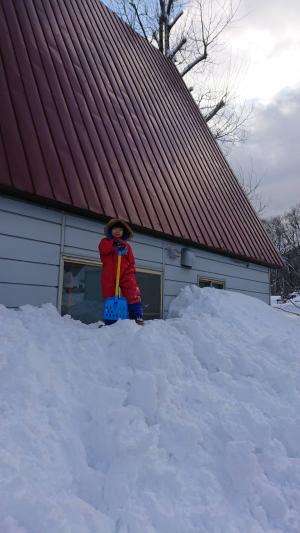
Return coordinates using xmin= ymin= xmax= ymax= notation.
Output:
xmin=59 ymin=255 xmax=163 ymax=320
xmin=197 ymin=276 xmax=225 ymax=289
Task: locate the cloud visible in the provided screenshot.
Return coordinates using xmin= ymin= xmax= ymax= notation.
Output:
xmin=240 ymin=0 xmax=300 ymax=32
xmin=225 ymin=0 xmax=300 ymax=102
xmin=229 ymin=86 xmax=300 ymax=216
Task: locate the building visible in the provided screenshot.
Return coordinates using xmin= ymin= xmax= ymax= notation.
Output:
xmin=0 ymin=0 xmax=283 ymax=322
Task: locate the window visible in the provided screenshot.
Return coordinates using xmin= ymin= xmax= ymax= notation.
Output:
xmin=61 ymin=258 xmax=162 ymax=324
xmin=135 ymin=269 xmax=162 ymax=320
xmin=198 ymin=277 xmax=225 ymax=289
xmin=61 ymin=259 xmax=103 ymax=324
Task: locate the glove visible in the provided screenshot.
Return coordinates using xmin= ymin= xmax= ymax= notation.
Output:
xmin=113 ymin=239 xmax=128 ymax=255
xmin=114 ymin=239 xmax=124 ymax=248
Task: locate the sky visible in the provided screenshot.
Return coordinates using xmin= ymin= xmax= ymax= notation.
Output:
xmin=225 ymin=0 xmax=300 ymax=216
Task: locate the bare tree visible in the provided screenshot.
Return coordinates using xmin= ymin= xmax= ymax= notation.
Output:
xmin=235 ymin=163 xmax=267 ymax=216
xmin=263 ymin=205 xmax=300 ymax=297
xmin=105 ymin=0 xmax=249 ymax=144
xmin=284 ymin=206 xmax=300 ymax=251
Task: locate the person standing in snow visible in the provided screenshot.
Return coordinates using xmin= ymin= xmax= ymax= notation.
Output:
xmin=99 ymin=219 xmax=144 ymax=326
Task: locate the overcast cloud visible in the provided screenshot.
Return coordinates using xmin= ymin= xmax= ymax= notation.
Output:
xmin=229 ymin=86 xmax=300 ymax=216
xmin=225 ymin=0 xmax=300 ymax=216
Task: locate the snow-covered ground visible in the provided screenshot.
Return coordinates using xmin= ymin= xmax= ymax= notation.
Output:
xmin=271 ymin=294 xmax=300 ymax=317
xmin=0 ymin=287 xmax=300 ymax=533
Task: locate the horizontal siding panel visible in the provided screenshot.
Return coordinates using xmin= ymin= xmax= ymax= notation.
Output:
xmin=164 ymin=276 xmax=269 ymax=297
xmin=164 ymin=262 xmax=269 ymax=286
xmin=65 ymin=214 xmax=105 ymax=235
xmin=164 ymin=279 xmax=194 ymax=297
xmin=0 ymin=210 xmax=61 ymax=243
xmin=136 ymin=259 xmax=163 ymax=271
xmin=66 ymin=215 xmax=164 ymax=249
xmin=165 ymin=245 xmax=269 ymax=275
xmin=227 ymin=288 xmax=270 ymax=304
xmin=131 ymin=242 xmax=163 ymax=263
xmin=0 ymin=259 xmax=59 ymax=286
xmin=165 ymin=265 xmax=198 ymax=283
xmin=225 ymin=277 xmax=269 ymax=294
xmin=65 ymin=226 xmax=163 ymax=262
xmin=0 ymin=284 xmax=57 ymax=307
xmin=129 ymin=232 xmax=165 ymax=249
xmin=63 ymin=247 xmax=100 ymax=263
xmin=163 ymin=295 xmax=173 ymax=315
xmin=65 ymin=226 xmax=100 ymax=251
xmin=195 ymin=251 xmax=269 ymax=273
xmin=0 ymin=195 xmax=62 ymax=223
xmin=199 ymin=260 xmax=268 ymax=277
xmin=0 ymin=234 xmax=60 ymax=265
xmin=63 ymin=249 xmax=163 ymax=272
xmin=195 ymin=261 xmax=269 ymax=284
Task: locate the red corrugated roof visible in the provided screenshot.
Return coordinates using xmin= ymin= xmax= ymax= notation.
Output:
xmin=0 ymin=0 xmax=283 ymax=267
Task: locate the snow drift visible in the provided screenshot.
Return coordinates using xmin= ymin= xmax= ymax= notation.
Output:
xmin=272 ymin=294 xmax=300 ymax=317
xmin=0 ymin=287 xmax=300 ymax=533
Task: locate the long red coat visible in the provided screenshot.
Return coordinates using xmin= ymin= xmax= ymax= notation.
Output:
xmin=99 ymin=238 xmax=141 ymax=303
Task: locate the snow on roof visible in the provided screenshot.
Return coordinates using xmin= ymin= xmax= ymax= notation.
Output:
xmin=0 ymin=0 xmax=283 ymax=268
xmin=0 ymin=286 xmax=299 ymax=531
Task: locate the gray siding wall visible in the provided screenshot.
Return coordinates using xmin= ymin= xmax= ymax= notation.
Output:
xmin=163 ymin=245 xmax=270 ymax=315
xmin=0 ymin=195 xmax=270 ymax=314
xmin=0 ymin=196 xmax=62 ymax=307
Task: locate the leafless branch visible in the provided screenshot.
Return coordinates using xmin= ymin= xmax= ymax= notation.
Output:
xmin=168 ymin=37 xmax=187 ymax=59
xmin=129 ymin=0 xmax=149 ymax=39
xmin=180 ymin=46 xmax=207 ymax=76
xmin=204 ymin=96 xmax=226 ymax=122
xmin=236 ymin=162 xmax=268 ymax=216
xmin=168 ymin=9 xmax=184 ymax=30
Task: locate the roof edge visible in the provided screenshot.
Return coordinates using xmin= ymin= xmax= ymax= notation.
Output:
xmin=0 ymin=187 xmax=284 ymax=269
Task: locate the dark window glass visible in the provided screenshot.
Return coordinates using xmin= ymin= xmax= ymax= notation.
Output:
xmin=62 ymin=262 xmax=103 ymax=324
xmin=198 ymin=278 xmax=224 ymax=289
xmin=136 ymin=271 xmax=162 ymax=320
xmin=199 ymin=279 xmax=210 ymax=288
xmin=212 ymin=281 xmax=224 ymax=289
xmin=62 ymin=261 xmax=162 ymax=323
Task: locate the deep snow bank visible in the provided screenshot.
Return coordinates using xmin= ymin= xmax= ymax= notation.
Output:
xmin=0 ymin=287 xmax=300 ymax=533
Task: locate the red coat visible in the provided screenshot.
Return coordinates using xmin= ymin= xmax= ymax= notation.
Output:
xmin=99 ymin=238 xmax=141 ymax=303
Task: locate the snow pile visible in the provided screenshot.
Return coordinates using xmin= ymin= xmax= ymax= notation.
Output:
xmin=271 ymin=294 xmax=300 ymax=316
xmin=1 ymin=287 xmax=300 ymax=533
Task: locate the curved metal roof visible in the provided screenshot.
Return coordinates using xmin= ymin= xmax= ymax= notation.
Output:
xmin=0 ymin=0 xmax=283 ymax=267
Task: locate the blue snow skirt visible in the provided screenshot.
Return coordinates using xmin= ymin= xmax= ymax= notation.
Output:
xmin=103 ymin=296 xmax=129 ymax=321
